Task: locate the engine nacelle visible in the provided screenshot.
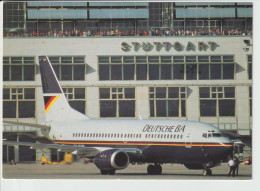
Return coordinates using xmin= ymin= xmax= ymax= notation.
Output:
xmin=93 ymin=149 xmax=129 ymax=170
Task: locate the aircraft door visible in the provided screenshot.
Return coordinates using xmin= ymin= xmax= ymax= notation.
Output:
xmin=185 ymin=133 xmax=192 ymax=148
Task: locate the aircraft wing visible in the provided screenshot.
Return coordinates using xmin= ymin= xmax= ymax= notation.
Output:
xmin=3 ymin=141 xmax=142 ymax=158
xmin=3 ymin=120 xmax=51 ymax=130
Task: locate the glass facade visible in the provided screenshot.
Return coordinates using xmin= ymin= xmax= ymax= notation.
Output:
xmin=149 ymin=87 xmax=186 ymax=118
xmin=63 ymin=87 xmax=86 ymax=114
xmin=99 ymin=87 xmax=135 ymax=118
xmin=3 ymin=57 xmax=35 ymax=81
xmin=49 ymin=56 xmax=86 ymax=81
xmin=99 ymin=55 xmax=235 ymax=81
xmin=3 ymin=88 xmax=36 ymax=118
xmin=199 ymin=87 xmax=236 ymax=117
xmin=3 ymin=2 xmax=252 ymax=37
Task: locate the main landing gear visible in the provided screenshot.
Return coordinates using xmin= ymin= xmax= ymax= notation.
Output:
xmin=100 ymin=169 xmax=116 ymax=175
xmin=202 ymin=168 xmax=212 ymax=176
xmin=147 ymin=164 xmax=162 ymax=175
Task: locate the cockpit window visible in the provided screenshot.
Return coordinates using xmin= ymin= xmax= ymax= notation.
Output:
xmin=212 ymin=133 xmax=222 ymax=137
xmin=202 ymin=133 xmax=207 ymax=138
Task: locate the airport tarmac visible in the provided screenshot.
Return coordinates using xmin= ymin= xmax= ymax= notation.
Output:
xmin=2 ymin=162 xmax=252 ymax=180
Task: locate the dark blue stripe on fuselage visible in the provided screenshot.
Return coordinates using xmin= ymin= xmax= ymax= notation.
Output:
xmin=54 ymin=140 xmax=233 ymax=164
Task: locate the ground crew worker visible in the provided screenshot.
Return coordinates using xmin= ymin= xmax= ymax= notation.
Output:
xmin=234 ymin=157 xmax=240 ymax=176
xmin=41 ymin=154 xmax=47 ymax=165
xmin=228 ymin=158 xmax=235 ymax=177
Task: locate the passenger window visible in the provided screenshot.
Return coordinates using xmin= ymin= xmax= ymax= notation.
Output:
xmin=177 ymin=135 xmax=179 ymax=139
xmin=167 ymin=134 xmax=169 ymax=138
xmin=105 ymin=133 xmax=107 ymax=137
xmin=208 ymin=134 xmax=212 ymax=138
xmin=114 ymin=134 xmax=116 ymax=137
xmin=145 ymin=134 xmax=148 ymax=138
xmin=96 ymin=133 xmax=98 ymax=137
xmin=87 ymin=133 xmax=89 ymax=137
xmin=121 ymin=134 xmax=123 ymax=138
xmin=108 ymin=134 xmax=110 ymax=138
xmin=90 ymin=133 xmax=92 ymax=137
xmin=81 ymin=133 xmax=83 ymax=137
xmin=164 ymin=134 xmax=166 ymax=138
xmin=84 ymin=133 xmax=86 ymax=137
xmin=180 ymin=135 xmax=183 ymax=139
xmin=151 ymin=134 xmax=153 ymax=138
xmin=93 ymin=134 xmax=95 ymax=137
xmin=174 ymin=135 xmax=176 ymax=138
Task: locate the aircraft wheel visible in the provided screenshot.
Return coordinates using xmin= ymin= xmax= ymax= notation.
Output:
xmin=108 ymin=170 xmax=116 ymax=175
xmin=101 ymin=170 xmax=108 ymax=175
xmin=207 ymin=169 xmax=212 ymax=176
xmin=202 ymin=169 xmax=212 ymax=176
xmin=154 ymin=164 xmax=162 ymax=175
xmin=147 ymin=164 xmax=155 ymax=175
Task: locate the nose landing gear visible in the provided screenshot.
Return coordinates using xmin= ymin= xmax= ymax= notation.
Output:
xmin=147 ymin=164 xmax=162 ymax=175
xmin=202 ymin=168 xmax=212 ymax=176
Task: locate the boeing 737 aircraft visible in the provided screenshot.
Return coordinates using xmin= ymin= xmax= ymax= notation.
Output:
xmin=3 ymin=56 xmax=234 ymax=176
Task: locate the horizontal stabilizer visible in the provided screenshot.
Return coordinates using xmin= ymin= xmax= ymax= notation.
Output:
xmin=3 ymin=121 xmax=51 ymax=130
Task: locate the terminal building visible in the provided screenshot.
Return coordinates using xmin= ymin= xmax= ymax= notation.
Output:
xmin=2 ymin=2 xmax=253 ymax=163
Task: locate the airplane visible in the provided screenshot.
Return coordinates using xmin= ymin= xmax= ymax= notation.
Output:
xmin=3 ymin=56 xmax=235 ymax=176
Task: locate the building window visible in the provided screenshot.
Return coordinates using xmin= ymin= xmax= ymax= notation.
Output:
xmin=49 ymin=56 xmax=86 ymax=81
xmin=3 ymin=88 xmax=35 ymax=118
xmin=98 ymin=55 xmax=234 ymax=81
xmin=63 ymin=87 xmax=86 ymax=114
xmin=249 ymin=87 xmax=252 ymax=116
xmin=99 ymin=87 xmax=135 ymax=118
xmin=3 ymin=57 xmax=36 ymax=81
xmin=149 ymin=87 xmax=186 ymax=117
xmin=199 ymin=87 xmax=235 ymax=117
xmin=248 ymin=55 xmax=252 ymax=80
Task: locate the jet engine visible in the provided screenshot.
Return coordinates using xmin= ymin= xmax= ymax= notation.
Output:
xmin=93 ymin=149 xmax=129 ymax=171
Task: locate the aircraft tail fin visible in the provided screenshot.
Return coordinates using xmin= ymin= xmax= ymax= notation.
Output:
xmin=39 ymin=56 xmax=89 ymax=122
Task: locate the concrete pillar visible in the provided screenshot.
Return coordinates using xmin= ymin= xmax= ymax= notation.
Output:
xmin=6 ymin=146 xmax=9 ymax=163
xmin=235 ymin=48 xmax=248 ymax=81
xmin=14 ymin=135 xmax=19 ymax=162
xmin=186 ymin=86 xmax=199 ymax=121
xmin=236 ymin=86 xmax=250 ymax=135
xmin=136 ymin=86 xmax=149 ymax=119
xmin=86 ymin=87 xmax=99 ymax=118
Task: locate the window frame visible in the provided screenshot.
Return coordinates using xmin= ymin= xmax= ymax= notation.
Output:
xmin=3 ymin=87 xmax=36 ymax=118
xmin=49 ymin=56 xmax=86 ymax=81
xmin=149 ymin=86 xmax=187 ymax=118
xmin=199 ymin=86 xmax=236 ymax=117
xmin=99 ymin=87 xmax=136 ymax=118
xmin=3 ymin=56 xmax=36 ymax=81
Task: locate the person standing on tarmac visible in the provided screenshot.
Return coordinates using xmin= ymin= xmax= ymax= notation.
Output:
xmin=228 ymin=158 xmax=236 ymax=177
xmin=234 ymin=157 xmax=240 ymax=176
